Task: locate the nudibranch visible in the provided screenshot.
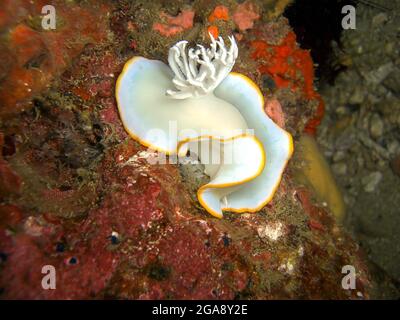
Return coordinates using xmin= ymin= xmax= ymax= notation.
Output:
xmin=116 ymin=34 xmax=293 ymax=218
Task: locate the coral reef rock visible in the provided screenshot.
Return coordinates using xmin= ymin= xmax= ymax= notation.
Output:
xmin=0 ymin=0 xmax=370 ymax=299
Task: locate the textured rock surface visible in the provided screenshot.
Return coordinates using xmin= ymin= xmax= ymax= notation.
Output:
xmin=317 ymin=0 xmax=400 ymax=298
xmin=0 ymin=0 xmax=371 ymax=299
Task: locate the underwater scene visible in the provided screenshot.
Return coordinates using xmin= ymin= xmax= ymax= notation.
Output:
xmin=0 ymin=0 xmax=399 ymax=301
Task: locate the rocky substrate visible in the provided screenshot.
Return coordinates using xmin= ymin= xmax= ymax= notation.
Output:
xmin=317 ymin=0 xmax=400 ymax=298
xmin=0 ymin=0 xmax=371 ymax=299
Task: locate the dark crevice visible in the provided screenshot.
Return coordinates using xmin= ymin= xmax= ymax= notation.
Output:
xmin=284 ymin=0 xmax=356 ymax=85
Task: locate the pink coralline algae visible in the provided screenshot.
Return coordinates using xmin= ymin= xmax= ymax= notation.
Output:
xmin=233 ymin=1 xmax=260 ymax=31
xmin=153 ymin=9 xmax=195 ymax=36
xmin=265 ymin=98 xmax=286 ymax=128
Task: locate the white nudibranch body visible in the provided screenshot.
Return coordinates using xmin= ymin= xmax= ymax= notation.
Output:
xmin=116 ymin=34 xmax=293 ymax=218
